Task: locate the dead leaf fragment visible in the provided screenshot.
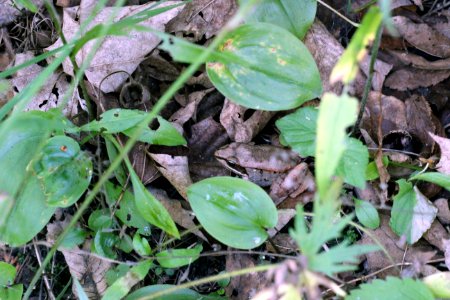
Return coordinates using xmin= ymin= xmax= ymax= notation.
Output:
xmin=267 ymin=209 xmax=296 ymax=238
xmin=405 ymin=95 xmax=436 ymax=155
xmin=385 ymin=68 xmax=450 ymax=91
xmin=435 ymin=198 xmax=450 ymax=225
xmin=387 ymin=50 xmax=450 ymax=70
xmin=429 ymin=133 xmax=450 ymax=175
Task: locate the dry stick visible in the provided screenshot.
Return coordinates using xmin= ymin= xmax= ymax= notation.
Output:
xmin=351 ymin=25 xmax=383 ymax=136
xmin=23 ymin=2 xmax=258 ymax=298
xmin=32 ymin=241 xmax=56 ymax=300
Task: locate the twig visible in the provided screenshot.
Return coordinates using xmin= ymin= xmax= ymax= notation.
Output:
xmin=352 ymin=25 xmax=383 ymax=135
xmin=317 ymin=0 xmax=360 ymax=27
xmin=32 ymin=240 xmax=56 ymax=300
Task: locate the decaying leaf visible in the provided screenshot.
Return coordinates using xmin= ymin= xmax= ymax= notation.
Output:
xmin=423 ymin=220 xmax=448 ymax=252
xmin=46 ymin=2 xmax=183 ymax=93
xmin=393 ymin=16 xmax=450 ymax=58
xmin=166 ymin=0 xmax=237 ymax=40
xmin=387 ymin=50 xmax=450 ymax=70
xmin=405 ymin=95 xmax=436 ymax=155
xmin=11 ymin=52 xmax=81 ymax=116
xmin=47 ymin=218 xmax=111 ymax=299
xmin=220 ymin=99 xmax=276 ymax=143
xmin=385 ymin=68 xmax=450 ymax=91
xmin=429 ymin=133 xmax=450 ymax=175
xmin=435 ymin=198 xmax=450 ymax=225
xmin=267 ymin=209 xmax=296 ymax=238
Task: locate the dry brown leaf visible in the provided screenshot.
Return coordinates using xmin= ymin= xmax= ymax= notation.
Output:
xmin=387 ymin=50 xmax=450 ymax=70
xmin=0 ymin=0 xmax=44 ymax=26
xmin=405 ymin=95 xmax=436 ymax=155
xmin=11 ymin=52 xmax=82 ymax=116
xmin=220 ymin=99 xmax=276 ymax=143
xmin=47 ymin=218 xmax=111 ymax=299
xmin=423 ymin=220 xmax=448 ymax=252
xmin=46 ymin=2 xmax=183 ymax=93
xmin=429 ymin=133 xmax=450 ymax=175
xmin=129 ymin=143 xmax=160 ymax=185
xmin=170 ymin=88 xmax=214 ymax=125
xmin=444 ymin=239 xmax=450 ymax=270
xmin=149 ymin=188 xmax=207 ymax=241
xmin=166 ymin=0 xmax=237 ymax=40
xmin=393 ymin=16 xmax=450 ymax=58
xmin=267 ymin=209 xmax=296 ymax=238
xmin=435 ymin=198 xmax=450 ymax=225
xmin=265 ymin=233 xmax=297 ymax=254
xmin=385 ymin=68 xmax=450 ymax=91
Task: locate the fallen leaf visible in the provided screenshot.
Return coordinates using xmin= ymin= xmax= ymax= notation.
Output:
xmin=166 ymin=0 xmax=237 ymax=40
xmin=435 ymin=198 xmax=450 ymax=225
xmin=393 ymin=16 xmax=450 ymax=58
xmin=46 ymin=2 xmax=183 ymax=93
xmin=385 ymin=68 xmax=450 ymax=91
xmin=265 ymin=233 xmax=297 ymax=254
xmin=444 ymin=239 xmax=450 ymax=270
xmin=387 ymin=50 xmax=450 ymax=70
xmin=405 ymin=95 xmax=436 ymax=155
xmin=220 ymin=99 xmax=276 ymax=143
xmin=0 ymin=0 xmax=44 ymax=26
xmin=267 ymin=209 xmax=296 ymax=237
xmin=429 ymin=133 xmax=450 ymax=175
xmin=423 ymin=220 xmax=448 ymax=252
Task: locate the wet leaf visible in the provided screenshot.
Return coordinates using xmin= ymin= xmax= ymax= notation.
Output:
xmin=410 ymin=172 xmax=450 ymax=192
xmin=315 ymin=93 xmax=358 ymax=199
xmin=102 ymin=260 xmax=152 ymax=300
xmin=156 ymin=244 xmax=203 ymax=268
xmin=30 ymin=135 xmax=92 ymax=207
xmin=240 ymin=0 xmax=317 ymax=39
xmin=336 ymin=138 xmax=369 ymax=189
xmin=276 ymin=106 xmax=318 ymax=157
xmin=130 ymin=166 xmax=180 ymax=238
xmin=206 ymin=23 xmax=321 ymax=111
xmin=187 ymin=177 xmax=278 ymax=249
xmin=390 ymin=180 xmax=437 ymax=244
xmin=354 ymin=198 xmax=380 ymax=229
xmin=346 ymin=277 xmax=434 ymax=300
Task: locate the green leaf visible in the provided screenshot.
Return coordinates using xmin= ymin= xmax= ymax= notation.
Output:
xmin=410 ymin=172 xmax=450 ymax=191
xmin=346 ymin=277 xmax=434 ymax=300
xmin=240 ymin=0 xmax=317 ymax=39
xmin=156 ymin=244 xmax=203 ymax=268
xmin=290 ymin=203 xmax=377 ymax=276
xmin=423 ymin=272 xmax=450 ymax=298
xmin=125 ymin=284 xmax=223 ymax=300
xmin=93 ymin=231 xmax=119 ymax=259
xmin=123 ymin=117 xmax=186 ymax=146
xmin=106 ymin=265 xmax=131 ymax=286
xmin=276 ymin=106 xmax=318 ymax=157
xmin=365 ymin=156 xmax=389 ymax=180
xmin=105 ymin=182 xmax=151 ymax=235
xmin=130 ymin=168 xmax=179 ymax=238
xmin=336 ymin=138 xmax=369 ymax=189
xmin=0 ymin=262 xmax=16 ymax=286
xmin=206 ymin=23 xmax=322 ymax=111
xmin=187 ymin=177 xmax=278 ymax=249
xmin=60 ymin=227 xmax=88 ymax=249
xmin=105 ymin=138 xmax=127 ymax=185
xmin=102 ymin=260 xmax=152 ymax=300
xmin=390 ymin=180 xmax=438 ymax=244
xmin=132 ymin=233 xmax=152 ymax=256
xmin=0 ymin=110 xmax=69 ymax=246
xmin=29 ymin=136 xmax=92 ymax=207
xmin=0 ymin=284 xmax=23 ymax=300
xmin=80 ymin=109 xmax=147 ymax=133
xmin=354 ymin=198 xmax=380 ymax=229
xmin=13 ymin=0 xmax=38 ymax=12
xmin=315 ymin=93 xmax=358 ymax=199
xmin=88 ymin=209 xmax=113 ymax=231
xmin=330 ymin=6 xmax=382 ymax=84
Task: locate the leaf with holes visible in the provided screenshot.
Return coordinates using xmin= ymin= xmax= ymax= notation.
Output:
xmin=187 ymin=177 xmax=278 ymax=249
xmin=123 ymin=117 xmax=186 ymax=146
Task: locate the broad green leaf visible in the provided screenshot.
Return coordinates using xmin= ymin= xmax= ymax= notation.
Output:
xmin=125 ymin=284 xmax=223 ymax=300
xmin=290 ymin=203 xmax=378 ymax=276
xmin=106 ymin=265 xmax=131 ymax=286
xmin=315 ymin=93 xmax=358 ymax=199
xmin=187 ymin=177 xmax=278 ymax=249
xmin=88 ymin=209 xmax=113 ymax=231
xmin=130 ymin=168 xmax=179 ymax=238
xmin=132 ymin=233 xmax=152 ymax=256
xmin=424 ymin=272 xmax=450 ymax=298
xmin=156 ymin=244 xmax=203 ymax=268
xmin=102 ymin=260 xmax=152 ymax=300
xmin=30 ymin=135 xmax=92 ymax=207
xmin=93 ymin=231 xmax=119 ymax=259
xmin=80 ymin=109 xmax=146 ymax=133
xmin=123 ymin=117 xmax=186 ymax=146
xmin=0 ymin=262 xmax=16 ymax=286
xmin=330 ymin=6 xmax=382 ymax=84
xmin=336 ymin=138 xmax=369 ymax=189
xmin=105 ymin=181 xmax=151 ymax=235
xmin=346 ymin=277 xmax=434 ymax=300
xmin=0 ymin=284 xmax=23 ymax=300
xmin=240 ymin=0 xmax=317 ymax=39
xmin=410 ymin=172 xmax=450 ymax=191
xmin=118 ymin=234 xmax=133 ymax=253
xmin=13 ymin=0 xmax=38 ymax=12
xmin=390 ymin=180 xmax=437 ymax=244
xmin=60 ymin=227 xmax=88 ymax=249
xmin=365 ymin=156 xmax=389 ymax=180
xmin=206 ymin=23 xmax=322 ymax=111
xmin=276 ymin=106 xmax=318 ymax=157
xmin=354 ymin=198 xmax=380 ymax=229
xmin=0 ymin=110 xmax=69 ymax=246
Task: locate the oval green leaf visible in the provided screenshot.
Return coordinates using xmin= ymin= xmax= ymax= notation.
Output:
xmin=133 ymin=233 xmax=152 ymax=256
xmin=206 ymin=23 xmax=322 ymax=111
xmin=354 ymin=198 xmax=380 ymax=229
xmin=410 ymin=172 xmax=450 ymax=192
xmin=187 ymin=177 xmax=278 ymax=249
xmin=156 ymin=244 xmax=203 ymax=269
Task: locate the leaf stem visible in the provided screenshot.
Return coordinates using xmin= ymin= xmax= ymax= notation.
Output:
xmin=317 ymin=0 xmax=360 ymax=27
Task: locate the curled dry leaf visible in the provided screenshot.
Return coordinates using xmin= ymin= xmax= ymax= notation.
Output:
xmin=393 ymin=16 xmax=450 ymax=58
xmin=429 ymin=133 xmax=450 ymax=175
xmin=46 ymin=2 xmax=183 ymax=93
xmin=166 ymin=0 xmax=237 ymax=40
xmin=387 ymin=50 xmax=450 ymax=70
xmin=385 ymin=68 xmax=450 ymax=91
xmin=405 ymin=95 xmax=436 ymax=155
xmin=129 ymin=143 xmax=160 ymax=185
xmin=170 ymin=88 xmax=214 ymax=125
xmin=220 ymin=99 xmax=276 ymax=143
xmin=11 ymin=52 xmax=81 ymax=116
xmin=47 ymin=218 xmax=111 ymax=298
